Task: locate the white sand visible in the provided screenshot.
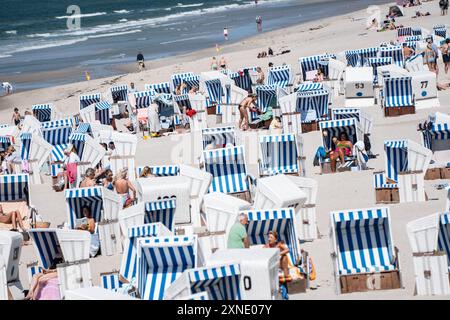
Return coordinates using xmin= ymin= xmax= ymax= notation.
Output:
xmin=1 ymin=0 xmax=450 ymax=299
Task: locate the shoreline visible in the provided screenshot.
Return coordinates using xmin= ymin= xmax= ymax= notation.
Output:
xmin=0 ymin=0 xmax=394 ymax=93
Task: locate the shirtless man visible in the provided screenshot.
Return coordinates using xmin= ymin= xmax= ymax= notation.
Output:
xmin=0 ymin=204 xmax=26 ymax=232
xmin=79 ymin=168 xmax=96 ymax=188
xmin=238 ymin=94 xmax=258 ymax=131
xmin=402 ymin=43 xmax=415 ymax=60
xmin=114 ymin=168 xmax=136 ymax=208
xmin=219 ymin=57 xmax=227 ymax=70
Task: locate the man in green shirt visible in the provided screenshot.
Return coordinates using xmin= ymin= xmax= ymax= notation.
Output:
xmin=227 ymin=213 xmax=249 ymax=249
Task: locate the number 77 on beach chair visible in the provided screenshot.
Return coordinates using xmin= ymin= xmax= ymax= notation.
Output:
xmin=329 ymin=206 xmax=402 ymax=294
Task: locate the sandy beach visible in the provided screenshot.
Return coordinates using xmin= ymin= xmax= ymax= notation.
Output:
xmin=1 ymin=0 xmax=450 ymax=300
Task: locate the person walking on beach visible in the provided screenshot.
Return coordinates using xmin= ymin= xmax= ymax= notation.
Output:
xmin=219 ymin=57 xmax=227 ymax=70
xmin=223 ymin=27 xmax=229 ymax=41
xmin=11 ymin=108 xmax=21 ymax=126
xmin=137 ymin=51 xmax=145 ymax=71
xmin=441 ymin=39 xmax=450 ymax=74
xmin=211 ymin=57 xmax=218 ymax=70
xmin=439 ymin=0 xmax=449 ymax=15
xmin=2 ymin=82 xmax=13 ymax=95
xmin=256 ymin=16 xmax=263 ymax=32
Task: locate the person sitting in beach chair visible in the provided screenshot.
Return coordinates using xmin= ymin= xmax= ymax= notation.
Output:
xmin=0 ymin=204 xmax=27 ymax=232
xmin=263 ymin=231 xmax=290 ymax=280
xmin=314 ymin=131 xmax=353 ymax=172
xmin=25 ymin=258 xmax=61 ymax=300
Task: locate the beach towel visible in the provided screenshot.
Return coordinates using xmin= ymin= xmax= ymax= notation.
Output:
xmin=66 ymin=162 xmax=77 ymax=184
xmin=35 ymin=277 xmax=60 ymax=300
xmin=21 ymin=160 xmax=30 ymax=173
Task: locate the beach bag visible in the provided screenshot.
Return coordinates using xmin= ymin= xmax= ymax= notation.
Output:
xmin=186 ymin=109 xmax=197 ymax=118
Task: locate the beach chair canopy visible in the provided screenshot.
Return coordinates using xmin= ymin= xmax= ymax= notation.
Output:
xmin=259 ymin=134 xmax=300 ymax=176
xmin=165 ymin=263 xmax=242 ymax=300
xmin=203 ymin=145 xmax=249 ymax=194
xmin=244 ymin=208 xmax=300 ymax=265
xmin=65 ymin=186 xmax=121 ymax=229
xmin=32 ymin=103 xmax=53 ymax=122
xmin=229 ymin=70 xmax=253 ymax=92
xmin=384 ymin=139 xmax=432 ymax=181
xmin=331 ymin=207 xmax=397 ymax=275
xmin=296 ymin=89 xmax=330 ymax=123
xmin=137 ymin=235 xmax=198 ymax=300
xmin=79 ymin=93 xmax=101 ymax=110
xmin=0 ymin=174 xmax=29 ymax=203
xmin=41 ymin=118 xmax=74 ymax=161
xmin=201 ymin=126 xmax=235 ymax=150
xmin=422 ymin=112 xmax=450 ymax=152
xmin=255 ymin=85 xmax=277 ymax=113
xmin=332 ymin=108 xmax=361 ymax=122
xmin=0 ymin=135 xmax=13 ymax=151
xmin=97 ymin=130 xmax=137 ymax=157
xmin=173 ymin=94 xmax=192 ymax=110
xmin=180 ymin=75 xmax=200 ymax=92
xmin=299 ymin=54 xmax=336 ymax=80
xmin=345 ymin=47 xmax=379 ymax=67
xmin=204 ymin=79 xmax=224 ymax=105
xmin=144 ymin=199 xmax=177 ymax=232
xmin=74 ymin=123 xmax=93 ymax=136
xmin=171 ymin=72 xmax=196 ymax=92
xmin=295 ymin=83 xmax=324 ymax=93
xmin=133 ymin=90 xmax=154 ymax=109
xmin=110 ymin=84 xmax=128 ymax=102
xmin=383 ymin=76 xmax=414 ymax=108
xmin=28 ymin=228 xmax=90 ymax=270
xmin=365 ymin=57 xmax=393 ymax=82
xmin=145 ymin=82 xmax=171 ymax=95
xmin=397 ymin=26 xmax=412 ymax=37
xmin=69 ymin=132 xmax=105 ymax=167
xmin=136 ymin=165 xmax=180 ymax=178
xmin=120 ymin=222 xmax=172 ymax=282
xmin=21 ymin=115 xmax=43 ymax=136
xmin=433 ymin=25 xmax=447 ymax=38
xmin=94 ymin=101 xmax=112 ymax=125
xmin=319 ymin=118 xmax=359 ymax=151
xmin=267 ymin=65 xmax=291 ymax=88
xmin=19 ymin=132 xmax=52 ymax=167
xmin=379 ymin=46 xmax=404 ymax=67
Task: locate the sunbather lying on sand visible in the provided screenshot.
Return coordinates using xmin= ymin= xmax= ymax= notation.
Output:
xmin=0 ymin=204 xmax=27 ymax=232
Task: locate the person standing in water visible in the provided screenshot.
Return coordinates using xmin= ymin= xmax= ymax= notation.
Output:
xmin=223 ymin=27 xmax=229 ymax=41
xmin=256 ymin=16 xmax=262 ymax=32
xmin=137 ymin=51 xmax=145 ymax=71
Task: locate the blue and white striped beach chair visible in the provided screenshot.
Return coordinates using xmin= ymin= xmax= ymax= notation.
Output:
xmin=258 ymin=134 xmax=301 ymax=177
xmin=202 ymin=145 xmax=251 ymax=200
xmin=295 ymin=83 xmax=324 ymax=93
xmin=382 ymin=76 xmax=415 ymax=116
xmin=267 ymin=65 xmax=292 ymax=89
xmin=204 ymin=79 xmax=224 ymax=114
xmin=133 ymin=91 xmax=154 ymax=109
xmin=412 ymin=26 xmax=422 ymax=36
xmin=164 ymin=263 xmax=242 ymax=300
xmin=26 ymin=262 xmax=43 ymax=285
xmin=330 ymin=206 xmax=400 ymax=294
xmin=404 ymin=54 xmax=426 ymax=72
xmin=229 ymin=68 xmax=255 ymax=92
xmin=379 ymin=46 xmax=404 ymax=67
xmin=171 ymin=72 xmax=196 ymax=93
xmin=32 ymin=103 xmax=53 ymax=122
xmin=110 ymin=84 xmax=129 ymax=102
xmin=201 ymin=126 xmax=235 ymax=150
xmin=173 ymin=94 xmax=191 ymax=111
xmin=144 ymin=199 xmax=176 ymax=232
xmin=136 ymin=165 xmax=180 ymax=177
xmin=422 ymin=121 xmax=449 ymax=152
xmin=41 ymin=118 xmax=74 ymax=165
xmin=79 ymin=93 xmax=101 ymax=110
xmin=296 ymin=89 xmax=330 ymax=128
xmin=17 ymin=132 xmax=52 ymax=184
xmin=145 ymin=82 xmax=171 ymax=94
xmin=182 ymin=75 xmax=200 ymax=92
xmin=0 ymin=174 xmax=29 ymax=203
xmin=120 ymin=222 xmax=173 ymax=282
xmin=345 ymin=47 xmax=379 ymax=67
xmin=251 ymin=85 xmax=277 ymax=122
xmin=299 ymin=54 xmax=336 ymax=81
xmin=245 ymin=208 xmax=302 ymax=272
xmin=397 ymin=27 xmax=412 ymax=37
xmin=433 ymin=25 xmax=447 ymax=38
xmin=365 ymin=57 xmax=393 ymax=84
xmin=136 ymin=235 xmax=199 ymax=300
xmin=65 ymin=186 xmax=120 ymax=229
xmin=94 ymin=101 xmax=112 ymax=125
xmin=318 ymin=118 xmax=360 ymax=172
xmin=74 ymin=123 xmax=93 ymax=136
xmin=0 ymin=135 xmax=13 ymax=151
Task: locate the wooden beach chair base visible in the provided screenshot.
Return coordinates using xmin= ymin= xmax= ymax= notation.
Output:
xmin=340 ymin=270 xmax=401 ymax=294
xmin=286 ymin=278 xmax=307 ymax=294
xmin=301 ymin=121 xmax=319 ymax=133
xmin=424 ymin=167 xmax=450 ymax=180
xmin=375 ymin=188 xmax=400 ymax=203
xmin=231 ymin=191 xmax=252 ymax=203
xmin=207 ymin=106 xmax=217 ymax=115
xmin=384 ymin=106 xmax=415 ymax=117
xmin=320 ymin=162 xmax=352 ymax=175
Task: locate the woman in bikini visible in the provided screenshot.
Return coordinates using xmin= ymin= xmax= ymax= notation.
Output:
xmin=0 ymin=204 xmax=26 ymax=232
xmin=238 ymin=94 xmax=258 ymax=131
xmin=114 ymin=168 xmax=137 ymax=208
xmin=102 ymin=169 xmax=114 ymax=191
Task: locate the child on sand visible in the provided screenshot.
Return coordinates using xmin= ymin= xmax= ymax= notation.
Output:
xmin=12 ymin=107 xmax=21 ymax=126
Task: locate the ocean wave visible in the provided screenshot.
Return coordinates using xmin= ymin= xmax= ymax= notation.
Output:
xmin=119 ymin=19 xmax=128 ymax=22
xmin=5 ymin=30 xmax=17 ymax=35
xmin=55 ymin=12 xmax=107 ymax=19
xmin=26 ymin=33 xmax=52 ymax=38
xmin=114 ymin=10 xmax=132 ymax=14
xmin=176 ymin=3 xmax=204 ymax=8
xmin=7 ymin=37 xmax=89 ymax=54
xmin=160 ymin=35 xmax=207 ymax=45
xmin=0 ymin=54 xmax=12 ymax=58
xmin=87 ymin=30 xmax=142 ymax=39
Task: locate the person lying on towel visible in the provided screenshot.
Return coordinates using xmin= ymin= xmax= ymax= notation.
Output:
xmin=25 ymin=256 xmax=63 ymax=300
xmin=0 ymin=204 xmax=27 ymax=232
